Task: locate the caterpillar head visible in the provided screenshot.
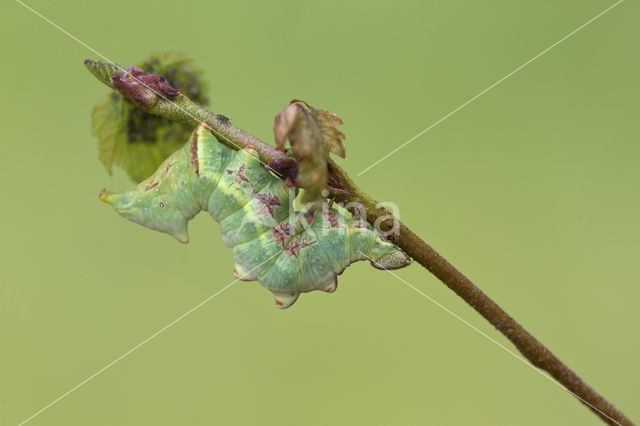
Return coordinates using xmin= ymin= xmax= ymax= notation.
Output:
xmin=369 ymin=240 xmax=412 ymax=270
xmin=99 ymin=188 xmax=190 ymax=243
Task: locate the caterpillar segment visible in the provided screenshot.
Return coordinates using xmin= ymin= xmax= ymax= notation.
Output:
xmin=100 ymin=123 xmax=411 ymax=308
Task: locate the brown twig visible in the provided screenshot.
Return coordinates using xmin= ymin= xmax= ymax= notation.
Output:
xmin=326 ymin=161 xmax=632 ymax=426
xmin=85 ymin=60 xmax=633 ymax=426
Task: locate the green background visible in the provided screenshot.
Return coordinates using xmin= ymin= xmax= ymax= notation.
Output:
xmin=1 ymin=0 xmax=638 ymax=425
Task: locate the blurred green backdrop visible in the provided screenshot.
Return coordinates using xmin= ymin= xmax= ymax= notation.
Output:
xmin=1 ymin=0 xmax=638 ymax=425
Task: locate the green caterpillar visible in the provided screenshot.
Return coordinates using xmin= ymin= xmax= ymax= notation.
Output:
xmin=100 ymin=124 xmax=411 ymax=308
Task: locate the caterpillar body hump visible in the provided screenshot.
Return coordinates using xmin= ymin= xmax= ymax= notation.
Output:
xmin=100 ymin=124 xmax=411 ymax=308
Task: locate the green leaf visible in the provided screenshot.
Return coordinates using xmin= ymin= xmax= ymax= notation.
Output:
xmin=90 ymin=51 xmax=208 ymax=182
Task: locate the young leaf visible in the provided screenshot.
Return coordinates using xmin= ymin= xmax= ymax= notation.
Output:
xmin=274 ymin=103 xmax=327 ymax=211
xmin=273 ymin=100 xmax=347 ymax=210
xmin=89 ymin=51 xmax=208 ymax=182
xmin=290 ymin=99 xmax=346 ymax=158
